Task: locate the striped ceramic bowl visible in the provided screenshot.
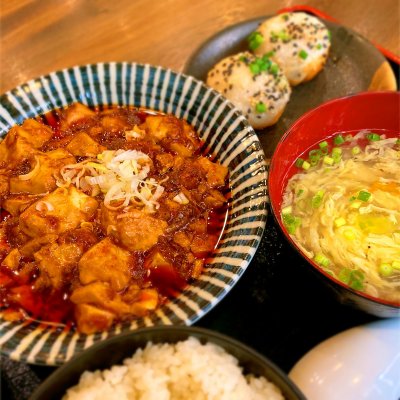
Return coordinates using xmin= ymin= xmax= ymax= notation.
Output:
xmin=0 ymin=62 xmax=268 ymax=365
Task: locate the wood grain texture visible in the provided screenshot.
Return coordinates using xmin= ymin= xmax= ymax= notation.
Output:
xmin=0 ymin=0 xmax=399 ymax=93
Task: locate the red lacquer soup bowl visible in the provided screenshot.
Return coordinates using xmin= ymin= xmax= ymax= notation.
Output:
xmin=269 ymin=91 xmax=400 ymax=318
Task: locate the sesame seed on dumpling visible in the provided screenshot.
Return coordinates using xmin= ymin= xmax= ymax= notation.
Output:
xmin=206 ymin=52 xmax=291 ymax=129
xmin=251 ymin=12 xmax=331 ymax=86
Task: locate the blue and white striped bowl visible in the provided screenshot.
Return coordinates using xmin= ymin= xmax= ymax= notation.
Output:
xmin=0 ymin=62 xmax=268 ymax=365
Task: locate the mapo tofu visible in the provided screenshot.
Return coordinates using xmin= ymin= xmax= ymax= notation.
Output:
xmin=0 ymin=103 xmax=228 ymax=334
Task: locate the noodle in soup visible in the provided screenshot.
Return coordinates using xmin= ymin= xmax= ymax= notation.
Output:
xmin=281 ymin=130 xmax=400 ymax=303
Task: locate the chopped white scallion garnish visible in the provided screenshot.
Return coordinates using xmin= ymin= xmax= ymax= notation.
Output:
xmin=125 ymin=125 xmax=146 ymax=140
xmin=18 ymin=156 xmax=40 ymax=180
xmin=35 ymin=201 xmax=54 ymax=212
xmin=173 ymin=192 xmax=189 ymax=205
xmin=59 ymin=149 xmax=164 ymax=212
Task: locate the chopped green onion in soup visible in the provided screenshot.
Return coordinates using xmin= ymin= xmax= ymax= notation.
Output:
xmin=280 ymin=131 xmax=400 ymax=303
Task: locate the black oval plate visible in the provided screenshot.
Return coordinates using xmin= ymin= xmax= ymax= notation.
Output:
xmin=184 ymin=16 xmax=395 ymax=158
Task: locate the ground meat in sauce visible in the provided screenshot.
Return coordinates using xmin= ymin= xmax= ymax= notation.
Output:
xmin=0 ymin=103 xmax=229 ymax=334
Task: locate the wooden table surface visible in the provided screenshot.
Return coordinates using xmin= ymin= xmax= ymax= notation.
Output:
xmin=1 ymin=0 xmax=399 ymax=94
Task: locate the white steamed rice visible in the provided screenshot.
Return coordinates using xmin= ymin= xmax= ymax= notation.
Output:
xmin=63 ymin=337 xmax=285 ymax=400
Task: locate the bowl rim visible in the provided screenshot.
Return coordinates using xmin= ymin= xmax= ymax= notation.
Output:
xmin=30 ymin=325 xmax=306 ymax=400
xmin=269 ymin=90 xmax=400 ymax=310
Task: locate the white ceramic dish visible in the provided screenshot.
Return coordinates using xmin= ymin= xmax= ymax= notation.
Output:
xmin=289 ymin=319 xmax=400 ymax=400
